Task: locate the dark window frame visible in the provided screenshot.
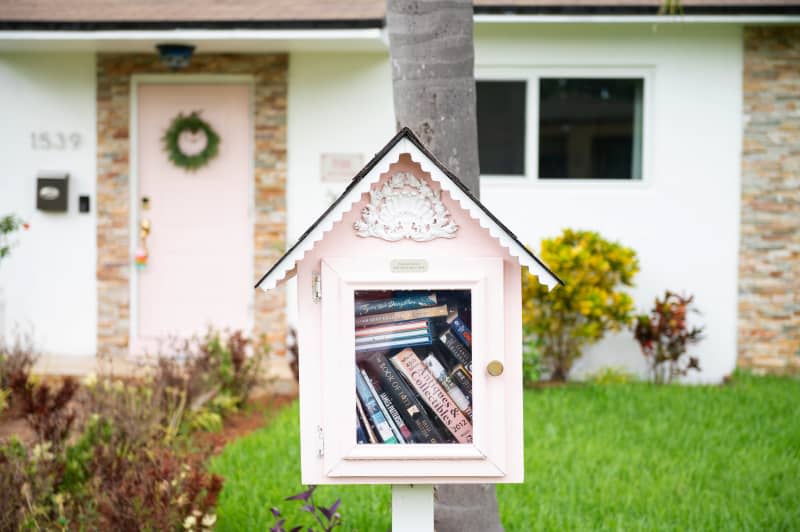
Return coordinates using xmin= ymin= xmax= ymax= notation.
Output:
xmin=476 ymin=72 xmax=649 ymax=182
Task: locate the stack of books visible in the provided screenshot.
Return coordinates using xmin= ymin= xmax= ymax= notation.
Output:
xmin=354 ymin=290 xmax=474 ymax=444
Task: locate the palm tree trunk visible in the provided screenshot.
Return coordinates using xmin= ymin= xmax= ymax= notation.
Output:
xmin=387 ymin=1 xmax=503 ymax=530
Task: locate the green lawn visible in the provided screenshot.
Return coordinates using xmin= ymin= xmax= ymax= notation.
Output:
xmin=210 ymin=374 xmax=800 ymax=531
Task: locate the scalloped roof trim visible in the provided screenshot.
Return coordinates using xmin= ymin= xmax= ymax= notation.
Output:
xmin=256 ymin=136 xmax=561 ymax=292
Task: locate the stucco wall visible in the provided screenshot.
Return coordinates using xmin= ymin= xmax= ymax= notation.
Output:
xmin=739 ymin=26 xmax=800 ymax=373
xmin=286 ymin=52 xmax=395 ymax=323
xmin=475 ymin=24 xmax=743 ymax=383
xmin=286 ymin=25 xmax=744 ymax=383
xmin=0 ymin=53 xmax=97 ymax=359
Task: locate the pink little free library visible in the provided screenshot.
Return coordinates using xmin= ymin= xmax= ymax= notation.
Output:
xmin=256 ymin=128 xmax=561 ymax=485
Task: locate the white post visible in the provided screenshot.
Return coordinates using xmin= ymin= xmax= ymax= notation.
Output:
xmin=392 ymin=484 xmax=434 ymax=532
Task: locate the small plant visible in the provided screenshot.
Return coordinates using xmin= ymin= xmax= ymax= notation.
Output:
xmin=523 ymin=229 xmax=639 ymax=381
xmin=633 ymin=291 xmax=703 ymax=384
xmin=10 ymin=374 xmax=79 ymax=448
xmin=0 ymin=214 xmax=28 ymax=265
xmin=270 ymin=485 xmax=342 ymax=532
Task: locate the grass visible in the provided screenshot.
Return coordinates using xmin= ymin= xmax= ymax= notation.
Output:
xmin=210 ymin=373 xmax=800 ymax=531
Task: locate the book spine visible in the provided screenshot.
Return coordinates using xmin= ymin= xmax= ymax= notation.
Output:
xmin=356 ymin=395 xmax=377 ymax=443
xmin=390 ymin=348 xmax=473 ymax=444
xmin=355 ymin=319 xmax=430 ymax=337
xmin=355 ymin=368 xmax=398 ymax=444
xmin=422 ymin=354 xmax=472 ymax=420
xmin=356 ymin=410 xmax=369 ymax=444
xmin=361 ymin=369 xmax=406 ymax=443
xmin=440 ymin=330 xmax=472 ymax=373
xmin=359 ymin=352 xmax=446 ymax=444
xmin=448 ymin=314 xmax=472 ymax=348
xmin=449 ymin=365 xmax=473 ymax=401
xmin=431 ymin=344 xmax=473 ymax=399
xmin=354 ymin=304 xmax=449 ymax=327
xmin=355 ymin=293 xmax=437 ymax=316
xmin=355 ymin=335 xmax=432 ymax=352
xmin=356 ymin=320 xmax=433 ymax=351
xmin=364 ymin=369 xmax=414 ymax=442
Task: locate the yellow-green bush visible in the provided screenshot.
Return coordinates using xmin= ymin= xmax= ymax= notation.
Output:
xmin=523 ymin=229 xmax=639 ymax=381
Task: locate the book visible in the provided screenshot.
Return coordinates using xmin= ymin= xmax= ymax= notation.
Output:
xmin=356 ymin=395 xmax=377 ymax=443
xmin=355 ymin=319 xmax=433 ymax=352
xmin=356 ymin=410 xmax=369 ymax=444
xmin=361 ymin=368 xmax=406 ymax=443
xmin=355 ymin=368 xmax=398 ymax=444
xmin=430 ymin=345 xmax=473 ymax=400
xmin=422 ymin=353 xmax=472 ymax=420
xmin=355 ymin=292 xmax=438 ymax=316
xmin=362 ymin=368 xmax=414 ymax=442
xmin=390 ymin=348 xmax=473 ymax=444
xmin=358 ymin=351 xmax=447 ymax=444
xmin=440 ymin=329 xmax=472 ymax=373
xmin=354 ymin=304 xmax=449 ymax=327
xmin=355 ymin=319 xmax=430 ymax=339
xmin=447 ymin=311 xmax=472 ymax=348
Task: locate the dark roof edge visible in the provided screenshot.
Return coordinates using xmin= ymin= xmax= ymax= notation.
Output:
xmin=255 ymin=127 xmax=564 ymax=290
xmin=396 ymin=127 xmax=565 ymax=287
xmin=254 ymin=127 xmax=411 ymax=290
xmin=0 ymin=19 xmax=384 ymax=31
xmin=475 ymin=4 xmax=800 ymax=15
xmin=3 ymin=5 xmax=799 ymax=32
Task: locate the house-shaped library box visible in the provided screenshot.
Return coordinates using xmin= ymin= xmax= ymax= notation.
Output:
xmin=256 ymin=128 xmax=561 ymax=485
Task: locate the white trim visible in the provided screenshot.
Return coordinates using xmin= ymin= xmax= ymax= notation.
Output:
xmin=257 ymin=137 xmax=561 ymax=292
xmin=476 ymin=65 xmax=655 ymax=187
xmin=128 ymin=74 xmax=256 ymax=348
xmin=474 ymin=14 xmax=800 ymax=24
xmin=0 ymin=28 xmax=385 ymax=41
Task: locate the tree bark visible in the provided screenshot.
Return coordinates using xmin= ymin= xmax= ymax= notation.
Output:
xmin=387 ymin=1 xmax=503 ymax=530
xmin=386 ymin=0 xmax=481 ymax=195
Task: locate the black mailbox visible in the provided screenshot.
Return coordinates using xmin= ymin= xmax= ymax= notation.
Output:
xmin=36 ymin=172 xmax=69 ymax=212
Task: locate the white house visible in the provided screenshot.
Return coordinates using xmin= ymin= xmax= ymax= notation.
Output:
xmin=0 ymin=0 xmax=798 ymax=382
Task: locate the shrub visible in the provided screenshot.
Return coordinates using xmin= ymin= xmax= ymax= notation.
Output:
xmin=9 ymin=374 xmax=79 ymax=449
xmin=522 ymin=335 xmax=545 ymax=386
xmin=89 ymin=445 xmax=222 ymax=532
xmin=0 ymin=333 xmax=38 ymax=397
xmin=633 ymin=291 xmax=703 ymax=384
xmin=523 ymin=229 xmax=639 ymax=381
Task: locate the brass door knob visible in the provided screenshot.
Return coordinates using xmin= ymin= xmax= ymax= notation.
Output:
xmin=487 ymin=360 xmax=504 ymax=377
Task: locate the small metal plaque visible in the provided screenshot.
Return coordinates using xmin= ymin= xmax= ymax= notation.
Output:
xmin=390 ymin=259 xmax=428 ymax=273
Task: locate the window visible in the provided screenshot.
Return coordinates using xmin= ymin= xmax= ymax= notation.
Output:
xmin=539 ymin=78 xmax=643 ymax=179
xmin=476 ymin=81 xmax=526 ymax=176
xmin=476 ymin=74 xmax=646 ymax=181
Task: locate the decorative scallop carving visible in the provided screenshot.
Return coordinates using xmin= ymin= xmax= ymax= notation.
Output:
xmin=353 ymin=172 xmax=458 ymax=242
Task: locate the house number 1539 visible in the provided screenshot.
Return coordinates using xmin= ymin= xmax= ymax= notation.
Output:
xmin=30 ymin=132 xmax=82 ymax=150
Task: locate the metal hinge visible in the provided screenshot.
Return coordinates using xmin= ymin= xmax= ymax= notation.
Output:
xmin=317 ymin=425 xmax=324 ymax=457
xmin=312 ymin=272 xmax=322 ymax=303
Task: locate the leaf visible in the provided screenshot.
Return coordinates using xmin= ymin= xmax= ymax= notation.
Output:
xmin=286 ymin=485 xmax=316 ymax=501
xmin=319 ymin=499 xmax=341 ymax=521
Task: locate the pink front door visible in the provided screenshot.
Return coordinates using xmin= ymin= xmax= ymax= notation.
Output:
xmin=135 ymin=82 xmax=252 ymax=348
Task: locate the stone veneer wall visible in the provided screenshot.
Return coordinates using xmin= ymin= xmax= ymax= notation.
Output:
xmin=97 ymin=54 xmax=287 ymax=358
xmin=739 ymin=27 xmax=800 ymax=373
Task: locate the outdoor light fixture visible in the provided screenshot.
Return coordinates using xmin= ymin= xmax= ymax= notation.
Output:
xmin=156 ymin=43 xmax=195 ymax=69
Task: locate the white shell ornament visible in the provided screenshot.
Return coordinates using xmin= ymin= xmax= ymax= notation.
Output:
xmin=353 ymin=172 xmax=458 ymax=242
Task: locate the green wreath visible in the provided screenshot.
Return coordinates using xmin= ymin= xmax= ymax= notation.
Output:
xmin=162 ymin=111 xmax=220 ymax=171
